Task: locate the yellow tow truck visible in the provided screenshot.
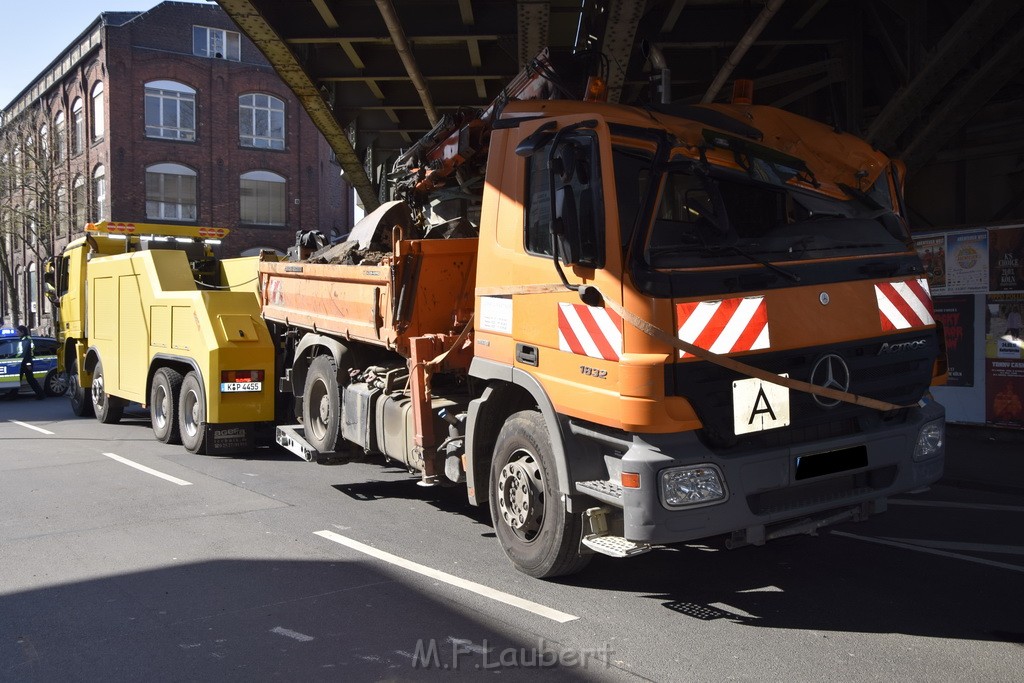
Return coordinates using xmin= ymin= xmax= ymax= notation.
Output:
xmin=52 ymin=221 xmax=276 ymax=454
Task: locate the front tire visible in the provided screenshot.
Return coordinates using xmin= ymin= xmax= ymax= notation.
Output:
xmin=151 ymin=367 xmax=183 ymax=444
xmin=91 ymin=360 xmax=124 ymax=424
xmin=44 ymin=368 xmax=67 ymax=397
xmin=178 ymin=371 xmax=207 ymax=454
xmin=69 ymin=359 xmax=94 ymax=417
xmin=488 ymin=410 xmax=591 ymax=579
xmin=302 ymin=355 xmax=343 ymax=454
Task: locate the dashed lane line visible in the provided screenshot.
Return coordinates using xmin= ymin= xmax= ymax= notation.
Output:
xmin=102 ymin=452 xmax=193 ymax=486
xmin=314 ymin=530 xmax=579 ymax=623
xmin=832 ymin=530 xmax=1024 ymax=574
xmin=8 ymin=420 xmax=55 ymax=435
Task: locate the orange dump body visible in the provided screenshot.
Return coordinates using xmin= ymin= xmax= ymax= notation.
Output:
xmin=259 ymin=238 xmax=477 ymax=358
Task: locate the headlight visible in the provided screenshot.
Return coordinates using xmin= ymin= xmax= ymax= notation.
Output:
xmin=660 ymin=465 xmax=727 ymax=508
xmin=913 ymin=419 xmax=945 ymax=461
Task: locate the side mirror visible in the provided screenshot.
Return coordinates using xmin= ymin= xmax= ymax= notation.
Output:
xmin=515 ymin=121 xmax=557 ymax=158
xmin=550 ymin=139 xmax=601 ymax=268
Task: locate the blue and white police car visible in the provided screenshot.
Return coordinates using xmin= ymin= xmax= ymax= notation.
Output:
xmin=0 ymin=327 xmax=65 ymax=398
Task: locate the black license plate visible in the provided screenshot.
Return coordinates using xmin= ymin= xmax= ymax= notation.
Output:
xmin=795 ymin=445 xmax=868 ymax=481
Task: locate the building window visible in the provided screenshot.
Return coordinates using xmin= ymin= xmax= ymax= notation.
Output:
xmin=146 ymin=163 xmax=197 ymax=221
xmin=27 ymin=263 xmax=38 ymax=326
xmin=193 ymin=25 xmax=240 ymax=61
xmin=72 ymin=175 xmax=87 ymax=229
xmin=92 ymin=166 xmax=106 ymax=222
xmin=71 ymin=99 xmax=85 ymax=155
xmin=39 ymin=124 xmax=49 ymax=161
xmin=54 ymin=112 xmax=66 ymax=162
xmin=239 ymin=94 xmax=285 ymax=149
xmin=91 ymin=82 xmax=104 ymax=141
xmin=240 ymin=170 xmax=285 ymax=226
xmin=145 ymin=81 xmax=196 ymax=141
xmin=56 ymin=185 xmax=67 ymax=235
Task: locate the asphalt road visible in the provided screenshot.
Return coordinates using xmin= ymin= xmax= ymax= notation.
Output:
xmin=2 ymin=397 xmax=1022 ymax=681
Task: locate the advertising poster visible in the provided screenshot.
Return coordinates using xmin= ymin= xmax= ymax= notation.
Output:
xmin=946 ymin=230 xmax=988 ymax=293
xmin=989 ymin=225 xmax=1024 ymax=292
xmin=933 ymin=295 xmax=974 ymax=387
xmin=914 ymin=234 xmax=946 ymax=291
xmin=986 ymin=359 xmax=1024 ymax=428
xmin=985 ymin=293 xmax=1024 ymax=359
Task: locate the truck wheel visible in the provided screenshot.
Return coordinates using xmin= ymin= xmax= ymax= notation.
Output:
xmin=178 ymin=371 xmax=208 ymax=454
xmin=151 ymin=368 xmax=183 ymax=445
xmin=488 ymin=410 xmax=591 ymax=578
xmin=68 ymin=359 xmax=93 ymax=417
xmin=91 ymin=360 xmax=124 ymax=424
xmin=303 ymin=355 xmax=342 ymax=454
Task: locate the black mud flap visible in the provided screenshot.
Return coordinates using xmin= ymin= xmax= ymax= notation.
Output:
xmin=205 ymin=423 xmax=256 ymax=455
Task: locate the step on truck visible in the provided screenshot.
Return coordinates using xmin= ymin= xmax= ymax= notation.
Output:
xmin=53 ymin=221 xmax=277 ymax=454
xmin=261 ymin=52 xmax=947 ymax=578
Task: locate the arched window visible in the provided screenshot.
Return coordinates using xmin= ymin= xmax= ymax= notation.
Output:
xmin=27 ymin=263 xmax=38 ymax=326
xmin=146 ymin=163 xmax=197 ymax=220
xmin=54 ymin=112 xmax=66 ymax=162
xmin=56 ymin=184 xmax=67 ymax=235
xmin=145 ymin=81 xmax=196 ymax=140
xmin=91 ymin=82 xmax=105 ymax=140
xmin=39 ymin=124 xmax=49 ymax=160
xmin=72 ymin=175 xmax=87 ymax=228
xmin=71 ymin=98 xmax=85 ymax=155
xmin=240 ymin=170 xmax=285 ymax=225
xmin=239 ymin=94 xmax=285 ymax=149
xmin=92 ymin=165 xmax=106 ymax=222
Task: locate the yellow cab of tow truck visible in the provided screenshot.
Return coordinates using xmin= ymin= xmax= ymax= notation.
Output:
xmin=53 ymin=221 xmax=276 ymax=454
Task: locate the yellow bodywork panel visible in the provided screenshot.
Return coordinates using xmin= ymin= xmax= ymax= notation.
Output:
xmin=80 ymin=248 xmax=275 ymax=425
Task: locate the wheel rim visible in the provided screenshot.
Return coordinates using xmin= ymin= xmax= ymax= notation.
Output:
xmin=497 ymin=449 xmax=545 ymax=542
xmin=92 ymin=373 xmax=105 ymax=409
xmin=48 ymin=372 xmax=67 ymax=395
xmin=153 ymin=383 xmax=169 ymax=430
xmin=308 ymin=377 xmax=330 ymax=441
xmin=182 ymin=388 xmax=200 ymax=437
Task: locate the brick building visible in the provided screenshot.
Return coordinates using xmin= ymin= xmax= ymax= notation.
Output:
xmin=0 ymin=1 xmax=350 ymax=334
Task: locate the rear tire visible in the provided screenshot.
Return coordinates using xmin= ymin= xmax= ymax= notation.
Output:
xmin=151 ymin=367 xmax=183 ymax=444
xmin=91 ymin=360 xmax=124 ymax=424
xmin=178 ymin=371 xmax=207 ymax=454
xmin=69 ymin=359 xmax=94 ymax=417
xmin=302 ymin=355 xmax=342 ymax=454
xmin=488 ymin=410 xmax=591 ymax=578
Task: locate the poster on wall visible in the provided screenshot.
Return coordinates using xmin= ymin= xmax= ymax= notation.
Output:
xmin=945 ymin=230 xmax=988 ymax=293
xmin=933 ymin=295 xmax=974 ymax=387
xmin=989 ymin=225 xmax=1024 ymax=292
xmin=914 ymin=234 xmax=946 ymax=292
xmin=986 ymin=293 xmax=1024 ymax=359
xmin=986 ymin=359 xmax=1024 ymax=428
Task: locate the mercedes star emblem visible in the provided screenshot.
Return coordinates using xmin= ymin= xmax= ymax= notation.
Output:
xmin=809 ymin=353 xmax=850 ymax=408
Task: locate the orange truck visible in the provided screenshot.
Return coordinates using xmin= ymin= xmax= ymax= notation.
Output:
xmin=261 ymin=58 xmax=946 ymax=578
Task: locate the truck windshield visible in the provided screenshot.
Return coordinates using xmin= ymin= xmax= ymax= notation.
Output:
xmin=642 ymin=162 xmax=911 ymax=270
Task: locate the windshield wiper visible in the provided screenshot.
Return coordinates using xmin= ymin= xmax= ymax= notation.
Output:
xmin=837 ymin=182 xmax=883 ymax=210
xmin=703 ymin=244 xmax=801 ymax=282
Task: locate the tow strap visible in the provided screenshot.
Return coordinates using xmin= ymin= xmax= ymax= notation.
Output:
xmin=476 ymin=284 xmax=915 ymax=412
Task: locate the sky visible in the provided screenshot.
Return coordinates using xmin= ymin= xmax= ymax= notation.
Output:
xmin=0 ymin=0 xmax=209 ymax=109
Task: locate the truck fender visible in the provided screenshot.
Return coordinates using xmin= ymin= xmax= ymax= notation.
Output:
xmin=466 ymin=358 xmax=589 ymax=507
xmin=147 ymin=354 xmax=202 ymax=405
xmin=291 ymin=332 xmax=352 ymax=398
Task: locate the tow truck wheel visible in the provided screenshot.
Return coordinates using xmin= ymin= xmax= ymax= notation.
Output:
xmin=68 ymin=360 xmax=93 ymax=417
xmin=488 ymin=410 xmax=591 ymax=579
xmin=151 ymin=368 xmax=183 ymax=445
xmin=303 ymin=355 xmax=342 ymax=454
xmin=178 ymin=371 xmax=208 ymax=454
xmin=91 ymin=360 xmax=124 ymax=424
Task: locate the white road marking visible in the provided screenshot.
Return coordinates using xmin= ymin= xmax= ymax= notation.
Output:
xmin=447 ymin=637 xmax=490 ymax=654
xmin=737 ymin=585 xmax=783 ymax=593
xmin=314 ymin=530 xmax=579 ymax=623
xmin=879 ymin=537 xmax=1024 ymax=557
xmin=271 ymin=626 xmax=315 ymax=642
xmin=102 ymin=452 xmax=192 ymax=486
xmin=708 ymin=602 xmax=759 ymax=619
xmin=889 ymin=499 xmax=1024 ymax=514
xmin=9 ymin=420 xmax=54 ymax=435
xmin=832 ymin=531 xmax=1024 ymax=574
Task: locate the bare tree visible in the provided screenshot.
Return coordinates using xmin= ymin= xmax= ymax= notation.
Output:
xmin=0 ymin=104 xmax=71 ymax=325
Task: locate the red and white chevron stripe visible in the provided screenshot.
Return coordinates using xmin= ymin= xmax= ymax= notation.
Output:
xmin=558 ymin=303 xmax=623 ymax=361
xmin=875 ymin=278 xmax=934 ymax=330
xmin=676 ymin=296 xmax=770 ymax=358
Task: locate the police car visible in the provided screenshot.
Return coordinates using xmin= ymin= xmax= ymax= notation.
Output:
xmin=0 ymin=328 xmax=65 ymax=398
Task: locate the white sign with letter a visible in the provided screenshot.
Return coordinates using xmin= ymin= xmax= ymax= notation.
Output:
xmin=732 ymin=374 xmax=790 ymax=435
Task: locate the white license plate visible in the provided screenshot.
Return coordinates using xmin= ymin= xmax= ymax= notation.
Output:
xmin=220 ymin=381 xmax=262 ymax=393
